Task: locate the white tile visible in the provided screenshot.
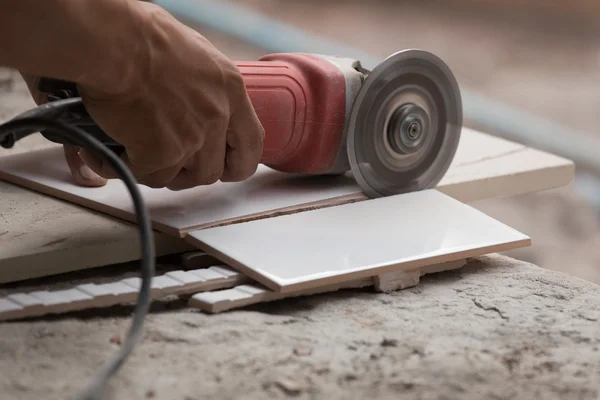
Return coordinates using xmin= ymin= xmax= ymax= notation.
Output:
xmin=121 ymin=277 xmax=142 ymax=289
xmin=191 ymin=288 xmax=254 ymax=306
xmin=29 ymin=290 xmax=64 ymax=306
xmin=77 ymin=283 xmax=108 ymax=296
xmin=151 ymin=275 xmax=184 ymax=295
xmin=121 ymin=276 xmax=169 ymax=299
xmin=0 ymin=147 xmax=359 ymax=236
xmin=188 ymin=190 xmax=530 ymax=292
xmin=7 ymin=293 xmax=43 ymax=308
xmin=209 ymin=266 xmax=240 ymax=278
xmin=27 ymin=289 xmax=93 ymax=314
xmin=0 ymin=298 xmax=22 ymax=319
xmin=50 ymin=288 xmax=94 ymax=313
xmin=235 ymin=285 xmax=267 ymax=296
xmin=188 ymin=268 xmax=230 ymax=281
xmin=77 ymin=283 xmax=133 ymax=307
xmin=188 ymin=278 xmax=374 ymax=313
xmin=103 ymin=282 xmax=138 ymax=296
xmin=77 ymin=283 xmax=114 ymax=307
xmin=165 ymin=270 xmax=204 ymax=285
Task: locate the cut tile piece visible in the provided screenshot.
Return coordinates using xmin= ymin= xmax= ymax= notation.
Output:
xmin=373 ymin=270 xmax=421 ymax=293
xmin=0 ymin=267 xmax=249 ymax=321
xmin=102 ymin=282 xmax=139 ymax=303
xmin=189 ymin=259 xmax=470 ymax=313
xmin=183 ymin=266 xmax=251 ymax=293
xmin=77 ymin=283 xmax=119 ymax=308
xmin=188 ymin=190 xmax=531 ymax=292
xmin=209 ymin=266 xmax=240 ymax=277
xmin=164 ymin=270 xmax=213 ymax=295
xmin=373 ymin=259 xmax=466 ymax=293
xmin=0 ymin=298 xmax=23 ymax=320
xmin=0 ymin=129 xmax=574 ymax=238
xmin=150 ymin=275 xmax=185 ymax=296
xmin=6 ymin=293 xmax=44 ymax=317
xmin=188 ymin=267 xmax=229 ymax=281
xmin=189 ymin=278 xmax=373 ymax=313
xmin=48 ymin=288 xmax=95 ymax=313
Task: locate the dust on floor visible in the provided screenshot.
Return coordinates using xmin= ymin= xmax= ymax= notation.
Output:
xmin=1 ymin=255 xmax=599 ymax=400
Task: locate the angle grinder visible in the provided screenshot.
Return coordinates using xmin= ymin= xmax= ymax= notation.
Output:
xmin=0 ymin=49 xmax=462 ymax=198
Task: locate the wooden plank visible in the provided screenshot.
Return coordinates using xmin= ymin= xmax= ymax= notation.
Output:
xmin=0 ymin=128 xmax=574 ymax=239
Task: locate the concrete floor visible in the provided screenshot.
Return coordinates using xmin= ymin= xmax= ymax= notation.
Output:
xmin=2 ymin=255 xmax=600 ymax=400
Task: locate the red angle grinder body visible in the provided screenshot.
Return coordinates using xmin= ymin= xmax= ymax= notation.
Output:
xmin=238 ymin=53 xmax=356 ymax=176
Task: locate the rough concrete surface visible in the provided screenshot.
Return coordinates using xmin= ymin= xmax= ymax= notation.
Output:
xmin=1 ymin=255 xmax=599 ymax=400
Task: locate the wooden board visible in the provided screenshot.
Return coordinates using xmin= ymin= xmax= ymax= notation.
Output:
xmin=0 ymin=128 xmax=574 ymax=239
xmin=0 ymin=179 xmax=194 ymax=284
xmin=0 ymin=136 xmax=195 ymax=284
xmin=187 ymin=190 xmax=530 ymax=292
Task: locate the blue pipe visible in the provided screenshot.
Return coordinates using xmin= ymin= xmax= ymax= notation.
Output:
xmin=154 ymin=0 xmax=600 ymax=176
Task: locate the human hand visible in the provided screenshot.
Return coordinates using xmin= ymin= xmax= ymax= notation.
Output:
xmin=21 ymin=1 xmax=264 ymax=191
xmin=77 ymin=2 xmax=264 ymax=190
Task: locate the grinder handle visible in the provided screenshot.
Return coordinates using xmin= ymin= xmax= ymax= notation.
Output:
xmin=34 ymin=53 xmax=348 ymax=175
xmin=237 ymin=53 xmax=347 ymax=174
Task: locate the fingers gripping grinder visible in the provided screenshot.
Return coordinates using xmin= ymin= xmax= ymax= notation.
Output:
xmin=6 ymin=49 xmax=463 ymax=198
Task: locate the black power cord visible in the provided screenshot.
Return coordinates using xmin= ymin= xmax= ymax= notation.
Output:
xmin=0 ymin=117 xmax=155 ymax=400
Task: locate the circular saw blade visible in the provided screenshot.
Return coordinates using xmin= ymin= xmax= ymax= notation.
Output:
xmin=347 ymin=49 xmax=462 ymax=198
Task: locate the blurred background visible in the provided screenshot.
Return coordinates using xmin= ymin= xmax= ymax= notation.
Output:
xmin=1 ymin=0 xmax=598 ymax=282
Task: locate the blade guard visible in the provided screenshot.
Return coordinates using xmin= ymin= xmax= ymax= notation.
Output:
xmin=347 ymin=49 xmax=463 ymax=198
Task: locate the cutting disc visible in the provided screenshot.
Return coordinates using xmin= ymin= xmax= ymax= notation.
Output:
xmin=347 ymin=49 xmax=462 ymax=198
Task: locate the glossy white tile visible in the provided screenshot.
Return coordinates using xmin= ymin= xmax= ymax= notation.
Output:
xmin=188 ymin=190 xmax=530 ymax=292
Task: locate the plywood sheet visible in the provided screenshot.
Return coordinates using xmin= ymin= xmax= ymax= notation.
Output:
xmin=0 ymin=179 xmax=193 ymax=284
xmin=0 ymin=128 xmax=574 ymax=239
xmin=187 ymin=190 xmax=531 ymax=292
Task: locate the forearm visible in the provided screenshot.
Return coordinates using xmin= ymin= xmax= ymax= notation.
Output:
xmin=0 ymin=0 xmax=147 ymax=92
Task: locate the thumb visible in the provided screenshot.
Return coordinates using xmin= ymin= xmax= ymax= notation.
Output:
xmin=63 ymin=145 xmax=107 ymax=187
